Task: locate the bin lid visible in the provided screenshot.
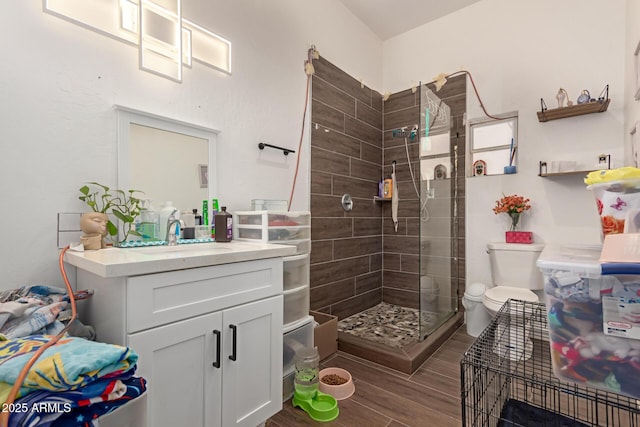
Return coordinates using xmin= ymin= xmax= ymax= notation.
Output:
xmin=536 ymin=244 xmax=602 ymax=278
xmin=601 ymin=262 xmax=640 ymax=275
xmin=465 ymin=282 xmax=486 ymax=298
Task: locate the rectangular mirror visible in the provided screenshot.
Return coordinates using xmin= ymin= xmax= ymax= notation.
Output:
xmin=116 ymin=106 xmax=219 ymax=219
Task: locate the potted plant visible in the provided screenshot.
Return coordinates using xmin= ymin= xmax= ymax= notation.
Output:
xmin=78 ymin=182 xmax=144 ymax=246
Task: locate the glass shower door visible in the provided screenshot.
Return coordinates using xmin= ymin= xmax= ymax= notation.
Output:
xmin=418 ymin=85 xmax=458 ymax=339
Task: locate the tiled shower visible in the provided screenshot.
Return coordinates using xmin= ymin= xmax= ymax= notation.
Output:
xmin=309 ymin=55 xmax=466 ymax=373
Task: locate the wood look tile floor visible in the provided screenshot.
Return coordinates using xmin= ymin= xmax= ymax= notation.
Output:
xmin=267 ymin=326 xmax=474 ymax=427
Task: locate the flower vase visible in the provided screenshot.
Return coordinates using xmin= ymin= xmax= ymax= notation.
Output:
xmin=509 ymin=212 xmax=520 ymax=231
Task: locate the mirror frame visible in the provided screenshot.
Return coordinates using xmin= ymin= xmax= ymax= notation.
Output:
xmin=115 ymin=105 xmax=220 ymax=206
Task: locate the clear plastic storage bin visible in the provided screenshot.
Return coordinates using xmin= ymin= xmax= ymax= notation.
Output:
xmin=234 ymin=210 xmax=311 ymax=254
xmin=537 ymin=244 xmax=640 ymax=399
xmin=283 ymin=316 xmax=314 ymax=375
xmin=283 ymin=254 xmax=310 ymax=291
xmin=283 ymin=284 xmax=310 ymax=327
xmin=251 ymin=199 xmax=288 ymax=211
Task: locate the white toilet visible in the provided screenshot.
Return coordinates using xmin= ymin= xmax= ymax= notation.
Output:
xmin=482 ymin=242 xmax=545 ymax=360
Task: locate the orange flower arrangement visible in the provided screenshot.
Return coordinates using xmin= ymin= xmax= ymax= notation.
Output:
xmin=493 ymin=194 xmax=531 ymax=231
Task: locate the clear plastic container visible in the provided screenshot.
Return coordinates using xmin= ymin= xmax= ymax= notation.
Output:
xmin=537 ymin=244 xmax=640 ymax=399
xmin=283 ymin=316 xmax=314 ymax=374
xmin=251 ymin=199 xmax=288 ymax=211
xmin=587 ymin=178 xmax=640 ymax=239
xmin=139 ymin=209 xmax=160 ymax=241
xmin=234 ymin=211 xmax=311 ymax=254
xmin=283 ymin=254 xmax=310 ymax=291
xmin=284 ymin=285 xmax=310 ymax=326
xmin=293 ymin=347 xmax=320 ymax=400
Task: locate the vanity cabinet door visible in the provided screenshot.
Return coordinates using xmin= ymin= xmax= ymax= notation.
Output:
xmin=222 ymin=295 xmax=283 ymax=427
xmin=128 ymin=311 xmax=223 ymax=427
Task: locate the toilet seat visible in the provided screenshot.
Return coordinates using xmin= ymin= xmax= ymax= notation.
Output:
xmin=482 ymin=286 xmax=538 ymax=315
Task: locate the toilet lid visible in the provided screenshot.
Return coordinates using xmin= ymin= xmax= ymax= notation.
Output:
xmin=483 ymin=286 xmax=538 ymax=304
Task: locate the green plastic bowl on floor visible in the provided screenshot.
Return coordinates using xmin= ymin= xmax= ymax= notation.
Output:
xmin=292 ymin=390 xmax=339 ymax=422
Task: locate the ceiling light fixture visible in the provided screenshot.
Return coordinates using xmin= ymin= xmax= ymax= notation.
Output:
xmin=43 ymin=0 xmax=231 ymax=82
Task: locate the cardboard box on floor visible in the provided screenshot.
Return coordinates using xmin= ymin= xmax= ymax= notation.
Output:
xmin=310 ymin=311 xmax=338 ymax=360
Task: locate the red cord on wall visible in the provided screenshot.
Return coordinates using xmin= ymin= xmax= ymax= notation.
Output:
xmin=0 ymin=246 xmax=77 ymax=427
xmin=287 ymin=47 xmax=315 ymax=211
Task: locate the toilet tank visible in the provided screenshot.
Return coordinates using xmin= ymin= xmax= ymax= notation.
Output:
xmin=487 ymin=242 xmax=545 ymax=290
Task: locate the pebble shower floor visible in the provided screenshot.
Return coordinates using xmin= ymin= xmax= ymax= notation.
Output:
xmin=461 ymin=300 xmax=640 ymax=426
xmin=337 ymin=302 xmax=439 ymax=349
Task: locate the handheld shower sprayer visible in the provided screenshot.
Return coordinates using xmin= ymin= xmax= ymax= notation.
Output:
xmin=410 ymin=124 xmax=419 ymax=140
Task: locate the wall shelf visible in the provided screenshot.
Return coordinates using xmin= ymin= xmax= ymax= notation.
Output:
xmin=373 ymin=196 xmax=391 ymax=202
xmin=538 ymin=158 xmax=610 ymax=178
xmin=539 ymin=170 xmax=591 ymax=178
xmin=537 ymin=99 xmax=610 ymax=122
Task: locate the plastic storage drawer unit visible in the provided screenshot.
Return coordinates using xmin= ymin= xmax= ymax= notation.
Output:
xmin=537 ymin=244 xmax=640 ymax=399
xmin=282 ymin=316 xmax=313 ymax=402
xmin=234 ymin=211 xmax=311 ymax=254
xmin=283 ymin=253 xmax=310 ymax=291
xmin=283 ymin=284 xmax=310 ymax=327
xmin=282 ymin=316 xmax=314 ymax=374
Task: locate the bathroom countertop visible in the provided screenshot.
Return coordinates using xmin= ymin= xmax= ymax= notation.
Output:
xmin=64 ymin=240 xmax=297 ymax=278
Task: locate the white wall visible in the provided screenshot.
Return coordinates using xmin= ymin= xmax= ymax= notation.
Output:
xmin=382 ymin=0 xmax=626 ymax=286
xmin=0 ymin=1 xmax=382 ymax=288
xmin=626 ymin=0 xmax=640 ymax=160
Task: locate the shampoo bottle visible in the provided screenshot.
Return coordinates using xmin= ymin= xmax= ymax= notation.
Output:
xmin=211 ymin=199 xmax=220 ymax=239
xmin=383 ymin=175 xmax=393 ymax=199
xmin=202 ymin=200 xmax=209 ymax=226
xmin=214 ymin=207 xmax=233 ymax=242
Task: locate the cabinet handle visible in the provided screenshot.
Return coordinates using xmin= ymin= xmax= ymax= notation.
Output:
xmin=212 ymin=330 xmax=221 ymax=368
xmin=229 ymin=324 xmax=237 ymax=361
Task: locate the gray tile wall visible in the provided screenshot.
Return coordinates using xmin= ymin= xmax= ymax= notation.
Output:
xmin=310 ymin=57 xmax=467 ymax=319
xmin=310 ymin=57 xmax=384 ymax=320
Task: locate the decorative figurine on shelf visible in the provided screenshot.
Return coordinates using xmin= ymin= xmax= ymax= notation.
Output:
xmin=556 ymin=88 xmax=573 ymax=108
xmin=473 ymin=159 xmax=487 ymax=176
xmin=80 ymin=212 xmax=109 ymax=250
xmin=577 ymin=89 xmax=591 ymax=104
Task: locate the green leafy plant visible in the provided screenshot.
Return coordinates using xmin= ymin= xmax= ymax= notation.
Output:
xmin=79 ymin=182 xmax=144 ymax=244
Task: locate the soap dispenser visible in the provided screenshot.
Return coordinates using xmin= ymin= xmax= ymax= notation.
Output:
xmin=214 ymin=207 xmax=233 ymax=242
xmin=139 ymin=199 xmax=160 ymax=241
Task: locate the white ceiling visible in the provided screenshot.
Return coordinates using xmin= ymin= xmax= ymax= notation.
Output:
xmin=338 ymin=0 xmax=483 ymax=40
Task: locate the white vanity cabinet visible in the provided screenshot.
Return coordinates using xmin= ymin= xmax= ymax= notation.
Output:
xmin=66 ymin=242 xmax=295 ymax=427
xmin=128 ymin=295 xmax=282 ymax=427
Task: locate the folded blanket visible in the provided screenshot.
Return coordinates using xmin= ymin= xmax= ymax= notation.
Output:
xmin=51 ymin=377 xmax=146 ymax=427
xmin=0 ymin=286 xmax=70 ymax=339
xmin=9 ymin=369 xmax=146 ymax=427
xmin=0 ymin=335 xmax=138 ymax=404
